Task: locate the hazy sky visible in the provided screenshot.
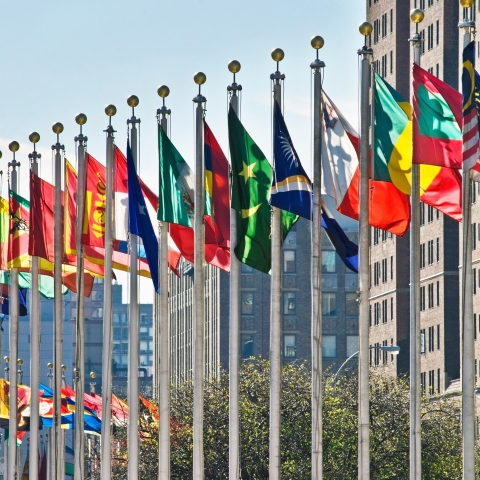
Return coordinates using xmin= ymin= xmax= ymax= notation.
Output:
xmin=0 ymin=0 xmax=366 ymax=302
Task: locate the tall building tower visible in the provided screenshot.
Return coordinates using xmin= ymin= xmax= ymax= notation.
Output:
xmin=366 ymin=0 xmax=460 ymax=393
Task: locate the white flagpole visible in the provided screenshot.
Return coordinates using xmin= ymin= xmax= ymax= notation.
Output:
xmin=357 ymin=26 xmax=373 ymax=480
xmin=101 ymin=104 xmax=117 ymax=480
xmin=269 ymin=48 xmax=285 ymax=480
xmin=227 ymin=60 xmax=242 ymax=480
xmin=459 ymin=3 xmax=476 ymax=478
xmin=127 ymin=94 xmax=140 ymax=480
xmin=156 ymin=85 xmax=171 ymax=480
xmin=409 ymin=10 xmax=424 ymax=480
xmin=28 ymin=132 xmax=42 ymax=480
xmin=51 ymin=121 xmax=65 ymax=480
xmin=192 ymin=71 xmax=207 ymax=480
xmin=74 ymin=113 xmax=88 ymax=480
xmin=310 ymin=36 xmax=325 ymax=479
xmin=7 ymin=141 xmax=20 ymax=480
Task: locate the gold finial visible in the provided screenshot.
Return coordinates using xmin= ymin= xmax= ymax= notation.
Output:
xmin=47 ymin=363 xmax=53 ymax=369
xmin=410 ymin=9 xmax=425 ymax=24
xmin=52 ymin=122 xmax=64 ymax=135
xmin=61 ymin=364 xmax=67 ymax=371
xmin=73 ymin=368 xmax=79 ymax=374
xmin=105 ymin=104 xmax=117 ymax=117
xmin=460 ymin=0 xmax=475 ymax=7
xmin=75 ymin=113 xmax=87 ymax=126
xmin=157 ymin=85 xmax=170 ymax=98
xmin=359 ymin=22 xmax=373 ymax=36
xmin=90 ymin=372 xmax=96 ymax=379
xmin=17 ymin=359 xmax=23 ymax=365
xmin=194 ymin=72 xmax=207 ymax=85
xmin=29 ymin=132 xmax=40 ymax=144
xmin=127 ymin=95 xmax=139 ymax=108
xmin=4 ymin=357 xmax=9 ymax=363
xmin=8 ymin=141 xmax=19 ymax=153
xmin=228 ymin=60 xmax=241 ymax=74
xmin=271 ymin=48 xmax=285 ymax=62
xmin=311 ymin=36 xmax=324 ymax=50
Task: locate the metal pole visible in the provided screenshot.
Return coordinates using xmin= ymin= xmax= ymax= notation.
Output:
xmin=7 ymin=141 xmax=20 ymax=480
xmin=74 ymin=113 xmax=88 ymax=480
xmin=28 ymin=133 xmax=41 ymax=480
xmin=3 ymin=358 xmax=9 ymax=480
xmin=227 ymin=61 xmax=242 ymax=480
xmin=51 ymin=122 xmax=64 ymax=480
xmin=101 ymin=104 xmax=117 ymax=480
xmin=127 ymin=95 xmax=140 ymax=480
xmin=310 ymin=37 xmax=325 ymax=479
xmin=60 ymin=366 xmax=66 ymax=480
xmin=47 ymin=364 xmax=53 ymax=480
xmin=192 ymin=72 xmax=206 ymax=480
xmin=459 ymin=6 xmax=476 ymax=478
xmin=156 ymin=85 xmax=171 ymax=480
xmin=269 ymin=49 xmax=285 ymax=480
xmin=357 ymin=36 xmax=372 ymax=480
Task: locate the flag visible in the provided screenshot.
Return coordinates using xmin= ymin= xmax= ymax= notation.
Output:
xmin=270 ymin=101 xmax=313 ymax=219
xmin=0 ymin=283 xmax=27 ymax=316
xmin=375 ymin=73 xmax=462 ymax=222
xmin=228 ymin=107 xmax=298 ymax=274
xmin=472 ymin=70 xmax=480 ymax=182
xmin=204 ymin=121 xmax=230 ymax=271
xmin=0 ymin=271 xmax=67 ymax=300
xmin=0 ymin=197 xmax=8 ymax=270
xmin=127 ymin=142 xmax=159 ymax=292
xmin=413 ymin=63 xmax=462 ymax=169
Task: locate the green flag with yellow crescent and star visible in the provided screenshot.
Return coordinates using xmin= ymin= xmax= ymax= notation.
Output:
xmin=228 ymin=107 xmax=298 ymax=274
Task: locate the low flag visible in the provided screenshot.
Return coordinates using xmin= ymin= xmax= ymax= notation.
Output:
xmin=413 ymin=63 xmax=462 ymax=169
xmin=0 ymin=283 xmax=27 ymax=316
xmin=270 ymin=101 xmax=313 ymax=219
xmin=127 ymin=142 xmax=159 ymax=292
xmin=472 ymin=70 xmax=480 ymax=182
xmin=228 ymin=107 xmax=298 ymax=274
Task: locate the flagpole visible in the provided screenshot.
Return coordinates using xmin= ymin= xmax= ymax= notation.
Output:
xmin=357 ymin=26 xmax=373 ymax=480
xmin=269 ymin=48 xmax=285 ymax=480
xmin=73 ymin=113 xmax=87 ymax=480
xmin=192 ymin=71 xmax=206 ymax=480
xmin=310 ymin=36 xmax=325 ymax=479
xmin=409 ymin=10 xmax=424 ymax=480
xmin=47 ymin=363 xmax=53 ymax=480
xmin=51 ymin=122 xmax=65 ymax=480
xmin=101 ymin=104 xmax=117 ymax=480
xmin=7 ymin=140 xmax=20 ymax=480
xmin=3 ymin=357 xmax=9 ymax=480
xmin=28 ymin=132 xmax=41 ymax=480
xmin=127 ymin=95 xmax=141 ymax=480
xmin=227 ymin=59 xmax=242 ymax=480
xmin=459 ymin=2 xmax=476 ymax=477
xmin=156 ymin=84 xmax=171 ymax=480
xmin=60 ymin=365 xmax=67 ymax=480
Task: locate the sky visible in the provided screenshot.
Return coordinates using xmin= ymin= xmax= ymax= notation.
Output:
xmin=0 ymin=0 xmax=365 ymax=302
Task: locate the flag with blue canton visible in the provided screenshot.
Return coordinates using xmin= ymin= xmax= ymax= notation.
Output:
xmin=270 ymin=101 xmax=313 ymax=219
xmin=471 ymin=70 xmax=480 ymax=181
xmin=321 ymin=202 xmax=358 ymax=273
xmin=127 ymin=141 xmax=159 ymax=292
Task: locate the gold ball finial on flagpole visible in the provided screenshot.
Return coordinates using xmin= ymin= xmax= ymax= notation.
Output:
xmin=75 ymin=113 xmax=87 ymax=126
xmin=410 ymin=9 xmax=425 ymax=24
xmin=105 ymin=104 xmax=117 ymax=117
xmin=29 ymin=132 xmax=40 ymax=144
xmin=194 ymin=72 xmax=207 ymax=85
xmin=271 ymin=48 xmax=284 ymax=62
xmin=52 ymin=123 xmax=63 ymax=135
xmin=460 ymin=0 xmax=474 ymax=7
xmin=311 ymin=36 xmax=324 ymax=50
xmin=157 ymin=85 xmax=170 ymax=98
xmin=47 ymin=363 xmax=53 ymax=369
xmin=228 ymin=60 xmax=241 ymax=74
xmin=61 ymin=364 xmax=67 ymax=371
xmin=90 ymin=372 xmax=96 ymax=379
xmin=8 ymin=141 xmax=19 ymax=153
xmin=4 ymin=357 xmax=9 ymax=363
xmin=127 ymin=95 xmax=139 ymax=108
xmin=17 ymin=359 xmax=23 ymax=365
xmin=359 ymin=22 xmax=373 ymax=36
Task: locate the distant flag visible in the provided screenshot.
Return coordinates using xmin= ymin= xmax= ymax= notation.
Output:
xmin=470 ymin=70 xmax=480 ymax=181
xmin=0 ymin=283 xmax=27 ymax=316
xmin=0 ymin=197 xmax=8 ymax=270
xmin=127 ymin=142 xmax=159 ymax=292
xmin=270 ymin=101 xmax=312 ymax=219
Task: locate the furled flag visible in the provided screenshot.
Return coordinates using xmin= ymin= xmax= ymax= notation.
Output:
xmin=321 ymin=91 xmax=411 ymax=235
xmin=127 ymin=142 xmax=159 ymax=292
xmin=472 ymin=70 xmax=480 ymax=182
xmin=228 ymin=107 xmax=298 ymax=274
xmin=374 ymin=73 xmax=461 ymax=222
xmin=0 ymin=283 xmax=27 ymax=316
xmin=413 ymin=63 xmax=462 ymax=169
xmin=270 ymin=101 xmax=313 ymax=219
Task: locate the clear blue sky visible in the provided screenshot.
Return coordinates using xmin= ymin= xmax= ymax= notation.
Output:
xmin=0 ymin=0 xmax=365 ymax=301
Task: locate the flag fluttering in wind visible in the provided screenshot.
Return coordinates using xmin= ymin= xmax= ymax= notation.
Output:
xmin=270 ymin=101 xmax=312 ymax=219
xmin=228 ymin=107 xmax=298 ymax=274
xmin=472 ymin=70 xmax=480 ymax=182
xmin=127 ymin=142 xmax=160 ymax=292
xmin=0 ymin=197 xmax=8 ymax=270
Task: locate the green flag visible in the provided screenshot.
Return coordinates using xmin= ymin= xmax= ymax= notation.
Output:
xmin=228 ymin=108 xmax=298 ymax=274
xmin=0 ymin=271 xmax=67 ymax=300
xmin=157 ymin=127 xmax=194 ymax=227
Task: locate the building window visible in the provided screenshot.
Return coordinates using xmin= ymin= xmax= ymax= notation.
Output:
xmin=382 ymin=299 xmax=388 ymax=324
xmin=373 ymin=19 xmax=379 ymax=44
xmin=391 ymin=297 xmax=394 ymax=320
xmin=374 ymin=302 xmax=380 ymax=326
xmin=436 ymin=20 xmax=439 ymax=45
xmin=438 ymin=368 xmax=441 ymax=393
xmin=374 ymin=261 xmax=380 ymax=286
xmin=283 ymin=292 xmax=296 ymax=315
xmin=241 ymin=334 xmax=254 ymax=359
xmin=420 ymin=30 xmax=425 ymax=55
xmin=113 ymin=313 xmax=120 ymax=325
xmin=420 ymin=202 xmax=425 ymax=225
xmin=475 ymin=268 xmax=477 ymax=295
xmin=241 ymin=263 xmax=254 ymax=273
xmin=437 ymin=324 xmax=440 ymax=350
xmin=428 ymin=326 xmax=434 ymax=352
xmin=382 ymin=229 xmax=388 ymax=242
xmin=381 ymin=13 xmax=387 ymax=38
xmin=420 ymin=329 xmax=426 ymax=354
xmin=345 ymin=293 xmax=358 ymax=316
xmin=322 ymin=335 xmax=337 ymax=358
xmin=437 ymin=281 xmax=440 ymax=306
xmin=428 ymin=240 xmax=434 ymax=265
xmin=322 ymin=293 xmax=337 ymax=316
xmin=427 ymin=205 xmax=434 ymax=222
xmin=436 ymin=63 xmax=439 ymax=78
xmin=382 ymin=258 xmax=387 ymax=283
xmin=427 ymin=23 xmax=434 ymax=51
xmin=390 ymin=50 xmax=393 ymax=75
xmin=346 ymin=336 xmax=359 ymax=357
xmin=373 ymin=228 xmax=380 ymax=245
xmin=241 ymin=292 xmax=254 ymax=315
xmin=420 ymin=286 xmax=426 ymax=311
xmin=284 ymin=335 xmax=296 ymax=358
xmin=475 ymin=314 xmax=478 ymax=341
xmin=390 ymin=9 xmax=393 ymax=33
xmin=420 ymin=243 xmax=425 ymax=269
xmin=474 ymin=223 xmax=477 ymax=250
xmin=322 ymin=251 xmax=336 ymax=273
xmin=436 ymin=237 xmax=440 ymax=262
xmin=428 ymin=283 xmax=434 ymax=308
xmin=284 ymin=230 xmax=296 ymax=246
xmin=419 ymin=0 xmax=425 ymax=8
xmin=429 ymin=370 xmax=435 ymax=395
xmin=381 ymin=54 xmax=387 ymax=78
xmin=92 ymin=308 xmax=103 ymax=318
xmin=421 ymin=372 xmax=426 ymax=395
xmin=283 ymin=250 xmax=296 ymax=273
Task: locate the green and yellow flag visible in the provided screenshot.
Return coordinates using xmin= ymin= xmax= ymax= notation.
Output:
xmin=228 ymin=108 xmax=297 ymax=273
